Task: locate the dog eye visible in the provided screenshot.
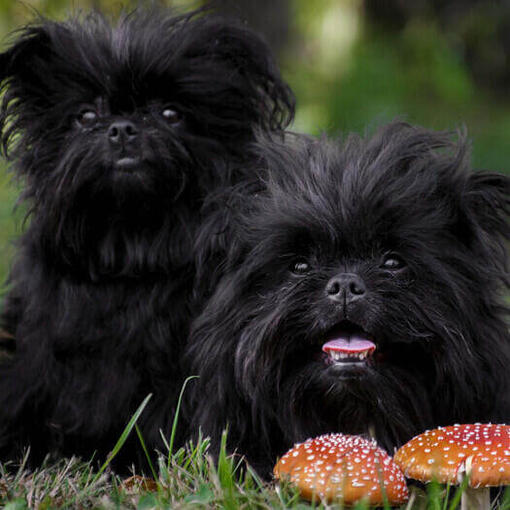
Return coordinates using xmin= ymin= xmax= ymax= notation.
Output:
xmin=162 ymin=108 xmax=182 ymax=124
xmin=381 ymin=254 xmax=406 ymax=271
xmin=290 ymin=259 xmax=311 ymax=275
xmin=76 ymin=109 xmax=98 ymax=127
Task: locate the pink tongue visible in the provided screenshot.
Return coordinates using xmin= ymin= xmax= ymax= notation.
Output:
xmin=322 ymin=336 xmax=376 ymax=354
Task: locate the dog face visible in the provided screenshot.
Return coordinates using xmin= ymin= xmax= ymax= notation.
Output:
xmin=0 ymin=9 xmax=293 ymax=205
xmin=0 ymin=9 xmax=294 ymax=276
xmin=189 ymin=123 xmax=510 ymax=462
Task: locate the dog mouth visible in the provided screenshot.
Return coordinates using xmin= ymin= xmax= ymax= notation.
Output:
xmin=322 ymin=321 xmax=376 ymax=366
xmin=114 ymin=156 xmax=141 ymax=171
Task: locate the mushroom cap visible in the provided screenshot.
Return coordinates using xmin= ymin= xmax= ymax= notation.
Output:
xmin=394 ymin=424 xmax=510 ymax=488
xmin=274 ymin=433 xmax=408 ymax=505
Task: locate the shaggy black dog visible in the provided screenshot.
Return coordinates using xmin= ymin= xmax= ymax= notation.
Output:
xmin=0 ymin=8 xmax=293 ymax=469
xmin=186 ymin=122 xmax=510 ymax=475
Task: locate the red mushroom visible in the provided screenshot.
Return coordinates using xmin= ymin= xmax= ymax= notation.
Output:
xmin=274 ymin=433 xmax=408 ymax=506
xmin=394 ymin=423 xmax=510 ymax=510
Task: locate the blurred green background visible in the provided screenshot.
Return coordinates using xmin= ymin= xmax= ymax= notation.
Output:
xmin=1 ymin=0 xmax=510 ymax=287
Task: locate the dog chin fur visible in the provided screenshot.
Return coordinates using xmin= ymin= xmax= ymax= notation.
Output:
xmin=0 ymin=7 xmax=294 ymax=470
xmin=185 ymin=122 xmax=510 ymax=475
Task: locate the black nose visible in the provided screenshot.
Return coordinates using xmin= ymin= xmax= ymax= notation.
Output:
xmin=326 ymin=273 xmax=367 ymax=303
xmin=108 ymin=120 xmax=138 ymax=146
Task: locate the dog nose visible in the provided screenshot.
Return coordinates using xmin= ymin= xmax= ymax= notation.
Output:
xmin=108 ymin=120 xmax=138 ymax=146
xmin=326 ymin=273 xmax=366 ymax=303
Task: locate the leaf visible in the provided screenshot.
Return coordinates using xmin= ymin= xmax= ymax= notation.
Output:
xmin=122 ymin=475 xmax=158 ymax=494
xmin=3 ymin=499 xmax=28 ymax=510
xmin=137 ymin=493 xmax=158 ymax=510
xmin=183 ymin=484 xmax=215 ymax=504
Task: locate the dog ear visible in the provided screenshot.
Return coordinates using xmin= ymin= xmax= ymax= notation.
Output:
xmin=0 ymin=26 xmax=54 ymax=94
xmin=462 ymin=172 xmax=510 ymax=267
xmin=0 ymin=24 xmax=53 ymax=106
xmin=197 ymin=19 xmax=295 ymax=133
xmin=0 ymin=26 xmax=56 ymax=154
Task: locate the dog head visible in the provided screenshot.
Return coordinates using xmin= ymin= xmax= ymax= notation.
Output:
xmin=0 ymin=8 xmax=293 ymax=274
xmin=0 ymin=8 xmax=293 ymax=204
xmin=189 ymin=122 xmax=510 ymax=459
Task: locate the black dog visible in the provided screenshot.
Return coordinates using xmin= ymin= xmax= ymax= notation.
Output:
xmin=0 ymin=7 xmax=293 ymax=469
xmin=186 ymin=122 xmax=510 ymax=475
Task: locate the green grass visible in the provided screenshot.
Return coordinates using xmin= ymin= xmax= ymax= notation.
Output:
xmin=1 ymin=387 xmax=510 ymax=509
xmin=2 ymin=434 xmax=510 ymax=509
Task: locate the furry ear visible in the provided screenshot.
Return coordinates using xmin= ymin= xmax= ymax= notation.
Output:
xmin=0 ymin=26 xmax=47 ymax=72
xmin=0 ymin=25 xmax=55 ymax=155
xmin=463 ymin=172 xmax=510 ymax=269
xmin=0 ymin=25 xmax=54 ymax=95
xmin=199 ymin=20 xmax=295 ymax=132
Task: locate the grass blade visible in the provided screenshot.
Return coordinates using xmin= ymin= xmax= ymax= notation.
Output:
xmin=92 ymin=393 xmax=153 ymax=484
xmin=135 ymin=424 xmax=158 ymax=481
xmin=167 ymin=375 xmax=198 ymax=466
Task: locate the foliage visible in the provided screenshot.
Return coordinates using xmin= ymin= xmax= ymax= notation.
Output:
xmin=287 ymin=2 xmax=510 ymax=172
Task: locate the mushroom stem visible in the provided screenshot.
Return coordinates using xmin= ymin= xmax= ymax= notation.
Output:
xmin=459 ymin=455 xmax=490 ymax=510
xmin=460 ymin=486 xmax=490 ymax=510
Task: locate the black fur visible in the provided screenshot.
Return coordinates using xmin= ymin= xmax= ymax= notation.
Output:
xmin=186 ymin=122 xmax=510 ymax=475
xmin=0 ymin=7 xmax=294 ymax=469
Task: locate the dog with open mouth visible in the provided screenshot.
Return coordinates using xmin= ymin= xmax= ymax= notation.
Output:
xmin=185 ymin=122 xmax=510 ymax=474
xmin=0 ymin=7 xmax=293 ymax=469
